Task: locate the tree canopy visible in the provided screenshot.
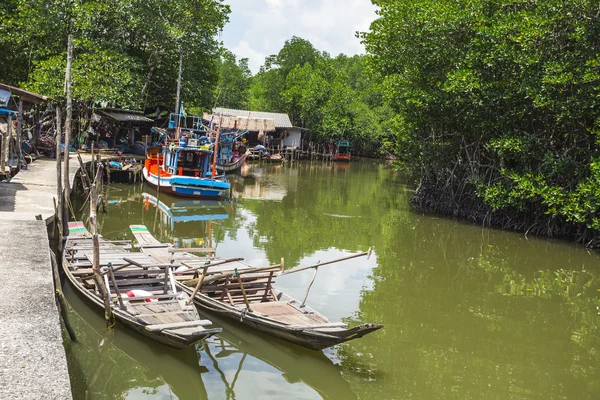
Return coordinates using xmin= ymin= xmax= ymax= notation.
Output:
xmin=0 ymin=0 xmax=230 ymax=111
xmin=362 ymin=0 xmax=600 ymax=245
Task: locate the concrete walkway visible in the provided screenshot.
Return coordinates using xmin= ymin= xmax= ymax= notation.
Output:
xmin=0 ymin=154 xmax=87 ymax=399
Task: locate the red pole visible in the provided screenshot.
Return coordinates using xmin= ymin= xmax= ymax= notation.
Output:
xmin=212 ymin=127 xmax=220 ymax=178
xmin=211 ymin=114 xmax=222 ymax=178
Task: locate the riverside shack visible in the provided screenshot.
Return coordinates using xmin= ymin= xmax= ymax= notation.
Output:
xmin=0 ymin=83 xmax=52 ymax=179
xmin=211 ymin=108 xmax=307 ymax=151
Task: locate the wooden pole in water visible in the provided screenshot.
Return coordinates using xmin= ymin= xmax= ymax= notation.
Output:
xmin=90 ymin=167 xmax=112 ymax=326
xmin=55 ymin=106 xmax=63 ymax=252
xmin=63 ymin=34 xmax=73 ymax=197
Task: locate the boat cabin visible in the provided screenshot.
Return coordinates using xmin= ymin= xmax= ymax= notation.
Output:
xmin=147 ymin=142 xmax=215 ymax=178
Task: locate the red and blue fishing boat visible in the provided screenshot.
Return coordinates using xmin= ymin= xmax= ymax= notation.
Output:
xmin=143 ymin=140 xmax=230 ymax=199
xmin=214 ymin=130 xmax=248 ymax=173
xmin=333 ymin=139 xmax=351 ymax=162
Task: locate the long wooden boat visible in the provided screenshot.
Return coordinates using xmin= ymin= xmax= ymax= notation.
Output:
xmin=217 ymin=152 xmax=247 ymax=172
xmin=63 ymin=221 xmax=221 ymax=350
xmin=213 ymin=130 xmax=248 ymax=173
xmin=130 ymin=225 xmax=383 ymax=350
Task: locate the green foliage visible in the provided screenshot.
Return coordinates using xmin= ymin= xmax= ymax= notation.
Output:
xmin=215 ymin=49 xmax=252 ymax=109
xmin=0 ymin=0 xmax=230 ymax=110
xmin=362 ymin=0 xmax=600 ymax=240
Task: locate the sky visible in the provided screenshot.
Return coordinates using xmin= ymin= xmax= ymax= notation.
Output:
xmin=220 ymin=0 xmax=379 ymax=74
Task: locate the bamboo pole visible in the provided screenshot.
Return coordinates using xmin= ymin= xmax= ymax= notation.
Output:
xmin=182 ymin=262 xmax=282 ymax=287
xmin=175 ymin=47 xmax=183 ymax=137
xmin=281 ymin=248 xmax=371 ymax=276
xmin=90 ymin=167 xmax=112 ymax=326
xmin=55 ymin=106 xmax=63 ymax=250
xmin=63 ymin=34 xmax=73 ymax=197
xmin=185 ymin=264 xmax=209 ymax=306
xmin=236 ymin=273 xmax=252 ymax=312
xmin=300 ymin=267 xmax=319 ymax=308
xmin=107 ymin=263 xmax=125 ymax=309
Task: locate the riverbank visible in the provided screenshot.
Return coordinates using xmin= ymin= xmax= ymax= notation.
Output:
xmin=0 ymin=154 xmax=90 ymax=399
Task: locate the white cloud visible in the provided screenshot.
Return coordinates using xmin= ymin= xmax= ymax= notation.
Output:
xmin=221 ymin=0 xmax=378 ymax=73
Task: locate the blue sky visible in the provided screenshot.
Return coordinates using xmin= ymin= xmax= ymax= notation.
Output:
xmin=220 ymin=0 xmax=379 ymax=73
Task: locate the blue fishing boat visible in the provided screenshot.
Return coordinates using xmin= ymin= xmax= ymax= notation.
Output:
xmin=143 ymin=141 xmax=230 ymax=199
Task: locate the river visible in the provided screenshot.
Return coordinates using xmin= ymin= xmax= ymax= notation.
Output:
xmin=65 ymin=160 xmax=600 ymax=399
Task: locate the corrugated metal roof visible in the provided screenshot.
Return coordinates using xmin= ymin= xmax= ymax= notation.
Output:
xmin=0 ymin=82 xmax=52 ymax=104
xmin=213 ymin=108 xmax=293 ymax=128
xmin=95 ymin=108 xmax=153 ymax=123
xmin=203 ymin=113 xmax=276 ymax=132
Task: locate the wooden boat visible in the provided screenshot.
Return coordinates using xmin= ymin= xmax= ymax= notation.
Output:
xmin=333 ymin=139 xmax=351 ymax=162
xmin=64 ymin=282 xmax=210 ymax=399
xmin=130 ymin=225 xmax=383 ymax=350
xmin=213 ymin=130 xmax=248 ymax=173
xmin=62 ymin=221 xmax=222 ymax=350
xmin=143 ymin=144 xmax=230 ymax=199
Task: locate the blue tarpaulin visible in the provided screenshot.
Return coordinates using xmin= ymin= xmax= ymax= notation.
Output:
xmin=0 ymin=108 xmax=15 ymax=117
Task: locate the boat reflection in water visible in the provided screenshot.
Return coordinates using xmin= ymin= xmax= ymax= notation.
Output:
xmin=63 ymin=282 xmax=210 ymax=400
xmin=141 ymin=192 xmax=230 ymax=248
xmin=202 ymin=313 xmax=356 ymax=400
xmin=66 ymin=274 xmax=356 ymax=400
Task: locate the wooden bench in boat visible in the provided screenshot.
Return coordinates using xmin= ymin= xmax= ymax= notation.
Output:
xmin=145 ymin=320 xmax=213 ymax=332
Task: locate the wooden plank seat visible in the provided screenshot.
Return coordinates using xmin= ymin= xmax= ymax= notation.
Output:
xmin=145 ymin=320 xmax=213 ymax=332
xmin=248 ymin=301 xmax=330 ymax=326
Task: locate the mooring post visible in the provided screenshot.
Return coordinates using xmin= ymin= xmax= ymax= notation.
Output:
xmin=63 ymin=35 xmax=73 ymax=198
xmin=55 ymin=105 xmax=63 ymax=254
xmin=90 ymin=167 xmax=112 ymax=326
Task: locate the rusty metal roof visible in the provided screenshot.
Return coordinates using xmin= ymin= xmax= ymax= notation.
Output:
xmin=95 ymin=108 xmax=154 ymax=123
xmin=213 ymin=108 xmax=293 ymax=129
xmin=0 ymin=83 xmax=52 ymax=105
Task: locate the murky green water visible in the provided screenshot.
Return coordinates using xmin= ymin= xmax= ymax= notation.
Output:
xmin=65 ymin=160 xmax=600 ymax=399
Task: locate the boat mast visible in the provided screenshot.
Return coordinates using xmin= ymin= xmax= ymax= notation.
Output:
xmin=174 ymin=46 xmax=183 ymax=137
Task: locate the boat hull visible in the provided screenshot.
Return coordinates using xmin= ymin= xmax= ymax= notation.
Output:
xmin=62 ymin=254 xmax=219 ymax=350
xmin=216 ymin=153 xmax=247 ymax=173
xmin=334 ymin=154 xmax=350 ymax=162
xmin=143 ymin=166 xmax=230 ymax=199
xmin=179 ymin=285 xmax=382 ymax=350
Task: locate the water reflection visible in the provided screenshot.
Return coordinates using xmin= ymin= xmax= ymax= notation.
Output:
xmin=68 ymin=161 xmax=600 ymax=399
xmin=64 ymin=283 xmax=209 ymax=400
xmin=141 ymin=192 xmax=229 ymax=248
